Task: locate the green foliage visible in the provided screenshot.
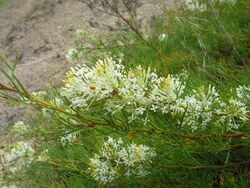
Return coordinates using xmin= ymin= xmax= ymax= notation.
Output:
xmin=0 ymin=0 xmax=8 ymax=6
xmin=0 ymin=0 xmax=250 ymax=187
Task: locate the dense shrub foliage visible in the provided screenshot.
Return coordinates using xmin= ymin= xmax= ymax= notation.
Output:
xmin=0 ymin=0 xmax=249 ymax=187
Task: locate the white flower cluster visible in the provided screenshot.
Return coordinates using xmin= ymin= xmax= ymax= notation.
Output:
xmin=213 ymin=85 xmax=249 ymax=129
xmin=61 ymin=57 xmax=125 ymax=108
xmin=184 ymin=0 xmax=237 ymax=12
xmin=0 ymin=141 xmax=34 ymax=173
xmin=219 ymin=99 xmax=248 ymax=129
xmin=172 ymin=85 xmax=249 ymax=130
xmin=89 ymin=137 xmax=156 ymax=184
xmin=61 ymin=57 xmax=186 ymax=122
xmin=60 ymin=132 xmax=77 ymax=146
xmin=185 ymin=0 xmax=207 ymax=12
xmin=61 ymin=57 xmax=249 ymax=130
xmin=236 ymin=85 xmax=250 ymax=101
xmin=11 ymin=121 xmax=29 ymax=135
xmin=173 ymin=85 xmax=220 ymax=130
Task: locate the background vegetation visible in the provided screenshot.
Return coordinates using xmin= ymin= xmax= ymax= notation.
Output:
xmin=0 ymin=0 xmax=8 ymax=6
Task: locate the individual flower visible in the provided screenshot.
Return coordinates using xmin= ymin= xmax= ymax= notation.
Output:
xmin=158 ymin=33 xmax=168 ymax=42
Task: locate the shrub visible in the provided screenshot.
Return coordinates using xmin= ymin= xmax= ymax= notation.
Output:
xmin=0 ymin=0 xmax=249 ymax=187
